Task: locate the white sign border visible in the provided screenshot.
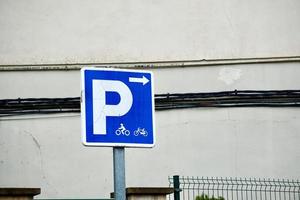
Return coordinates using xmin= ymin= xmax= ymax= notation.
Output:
xmin=81 ymin=67 xmax=156 ymax=148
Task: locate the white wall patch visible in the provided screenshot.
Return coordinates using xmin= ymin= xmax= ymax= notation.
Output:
xmin=218 ymin=68 xmax=242 ymax=85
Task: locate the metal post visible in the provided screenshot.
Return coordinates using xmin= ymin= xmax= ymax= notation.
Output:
xmin=113 ymin=147 xmax=126 ymax=200
xmin=173 ymin=175 xmax=180 ymax=200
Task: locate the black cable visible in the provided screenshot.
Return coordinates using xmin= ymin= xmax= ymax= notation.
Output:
xmin=1 ymin=90 xmax=300 ymax=117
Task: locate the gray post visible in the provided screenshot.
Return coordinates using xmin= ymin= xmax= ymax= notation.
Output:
xmin=113 ymin=147 xmax=126 ymax=200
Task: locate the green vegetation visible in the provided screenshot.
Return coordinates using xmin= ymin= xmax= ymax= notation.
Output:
xmin=195 ymin=194 xmax=225 ymax=200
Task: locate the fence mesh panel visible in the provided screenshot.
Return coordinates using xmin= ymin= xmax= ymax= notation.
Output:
xmin=169 ymin=176 xmax=300 ymax=200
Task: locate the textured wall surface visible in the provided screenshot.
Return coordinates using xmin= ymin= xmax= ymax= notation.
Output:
xmin=0 ymin=63 xmax=300 ymax=198
xmin=0 ymin=0 xmax=300 ymax=65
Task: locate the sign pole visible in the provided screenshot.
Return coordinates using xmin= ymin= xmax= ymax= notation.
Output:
xmin=113 ymin=147 xmax=126 ymax=200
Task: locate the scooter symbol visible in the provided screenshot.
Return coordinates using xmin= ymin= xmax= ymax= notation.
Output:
xmin=115 ymin=123 xmax=130 ymax=136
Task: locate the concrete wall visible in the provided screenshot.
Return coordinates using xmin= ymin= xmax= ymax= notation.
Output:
xmin=0 ymin=0 xmax=300 ymax=65
xmin=1 ymin=63 xmax=300 ymax=198
xmin=0 ymin=0 xmax=300 ymax=199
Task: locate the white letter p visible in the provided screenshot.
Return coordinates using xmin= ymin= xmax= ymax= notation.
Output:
xmin=92 ymin=80 xmax=133 ymax=135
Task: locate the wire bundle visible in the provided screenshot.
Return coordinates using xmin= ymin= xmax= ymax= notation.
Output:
xmin=155 ymin=90 xmax=300 ymax=110
xmin=0 ymin=97 xmax=80 ymax=117
xmin=1 ymin=90 xmax=300 ymax=117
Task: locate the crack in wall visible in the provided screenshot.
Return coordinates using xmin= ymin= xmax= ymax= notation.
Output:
xmin=24 ymin=131 xmax=59 ymax=195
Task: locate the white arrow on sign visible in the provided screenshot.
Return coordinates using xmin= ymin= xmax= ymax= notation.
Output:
xmin=129 ymin=76 xmax=149 ymax=85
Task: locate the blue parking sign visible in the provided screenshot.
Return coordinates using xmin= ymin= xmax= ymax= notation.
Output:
xmin=81 ymin=68 xmax=155 ymax=147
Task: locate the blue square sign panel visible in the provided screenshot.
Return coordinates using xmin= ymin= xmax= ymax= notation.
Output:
xmin=81 ymin=67 xmax=155 ymax=147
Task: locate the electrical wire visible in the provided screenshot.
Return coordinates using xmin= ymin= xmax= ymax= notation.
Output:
xmin=1 ymin=90 xmax=300 ymax=117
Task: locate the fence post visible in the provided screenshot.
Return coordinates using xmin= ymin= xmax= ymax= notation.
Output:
xmin=173 ymin=175 xmax=180 ymax=200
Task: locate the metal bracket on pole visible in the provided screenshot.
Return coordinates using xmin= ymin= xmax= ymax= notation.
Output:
xmin=113 ymin=147 xmax=126 ymax=200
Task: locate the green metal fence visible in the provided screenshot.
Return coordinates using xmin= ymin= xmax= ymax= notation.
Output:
xmin=169 ymin=176 xmax=300 ymax=200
